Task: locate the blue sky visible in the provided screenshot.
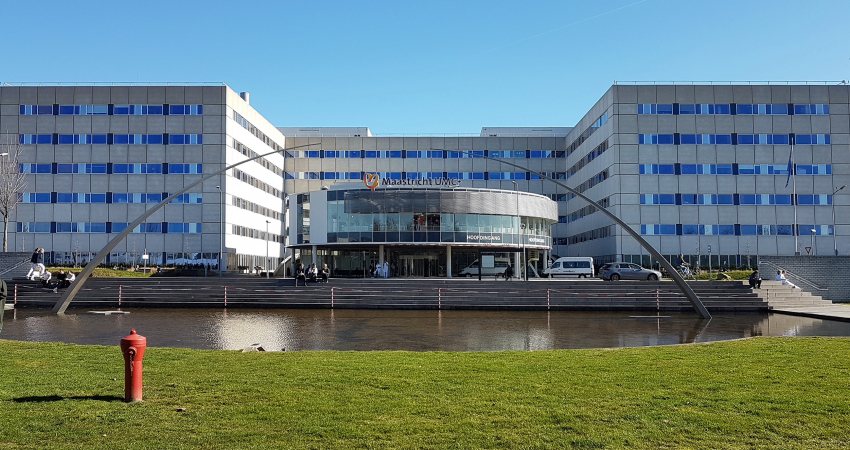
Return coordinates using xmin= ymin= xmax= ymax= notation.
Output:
xmin=2 ymin=0 xmax=849 ymax=133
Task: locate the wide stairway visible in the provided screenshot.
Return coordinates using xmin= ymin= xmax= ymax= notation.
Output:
xmin=7 ymin=276 xmax=767 ymax=312
xmin=752 ymin=280 xmax=834 ymax=309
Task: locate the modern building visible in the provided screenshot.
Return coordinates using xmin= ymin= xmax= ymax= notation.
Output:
xmin=0 ymin=84 xmax=286 ymax=271
xmin=1 ymin=82 xmax=848 ymax=275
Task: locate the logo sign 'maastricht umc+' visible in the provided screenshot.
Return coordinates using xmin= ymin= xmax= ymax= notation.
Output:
xmin=363 ymin=173 xmax=460 ymax=191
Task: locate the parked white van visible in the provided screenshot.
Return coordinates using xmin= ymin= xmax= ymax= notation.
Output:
xmin=459 ymin=258 xmax=511 ymax=277
xmin=543 ymin=257 xmax=595 ymax=278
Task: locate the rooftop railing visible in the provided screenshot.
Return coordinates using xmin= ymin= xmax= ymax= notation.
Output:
xmin=0 ymin=81 xmax=227 ymax=86
xmin=613 ymin=80 xmax=849 ymax=86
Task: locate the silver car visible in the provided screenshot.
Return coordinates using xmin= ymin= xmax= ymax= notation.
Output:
xmin=600 ymin=262 xmax=662 ymax=281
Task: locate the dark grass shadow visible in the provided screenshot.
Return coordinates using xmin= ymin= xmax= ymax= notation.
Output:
xmin=13 ymin=394 xmax=124 ymax=403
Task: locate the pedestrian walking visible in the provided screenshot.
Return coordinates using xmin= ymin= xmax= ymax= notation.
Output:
xmin=27 ymin=247 xmax=45 ymax=280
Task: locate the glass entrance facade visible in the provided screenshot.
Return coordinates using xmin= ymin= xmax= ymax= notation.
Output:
xmin=289 ymin=185 xmax=558 ymax=277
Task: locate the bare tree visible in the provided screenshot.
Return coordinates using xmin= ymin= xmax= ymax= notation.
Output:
xmin=0 ymin=140 xmax=26 ymax=252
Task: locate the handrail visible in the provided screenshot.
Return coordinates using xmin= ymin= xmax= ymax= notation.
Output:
xmin=757 ymin=260 xmax=828 ymax=291
xmin=0 ymin=258 xmax=31 ymax=277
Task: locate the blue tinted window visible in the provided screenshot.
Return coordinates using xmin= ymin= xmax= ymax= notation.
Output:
xmin=740 ymin=225 xmax=757 ymax=235
xmin=639 ymin=134 xmax=674 ymax=144
xmin=683 ymin=224 xmax=702 ymax=235
xmin=680 ymin=134 xmax=697 ymax=144
xmin=737 ymin=104 xmax=753 ymax=114
xmin=87 ymin=193 xmax=106 ymax=203
xmin=89 ymin=164 xmax=107 ymax=174
xmin=795 ymin=134 xmax=830 ymax=145
xmin=771 ymin=134 xmax=789 ymax=144
xmin=793 ymin=104 xmax=829 ymax=115
xmin=715 ymin=165 xmax=733 ymax=175
xmin=713 ymin=104 xmax=731 ymax=114
xmin=716 ymin=225 xmax=735 ymax=235
xmin=769 ymin=104 xmax=788 ymax=115
xmin=716 ymin=194 xmax=734 ymax=204
xmin=714 ymin=134 xmax=732 ymax=144
xmin=167 ymin=223 xmax=186 ymax=233
xmin=775 ymin=225 xmax=794 ymax=235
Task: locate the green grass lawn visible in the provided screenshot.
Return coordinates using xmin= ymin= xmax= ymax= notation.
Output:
xmin=45 ymin=267 xmax=155 ymax=278
xmin=1 ymin=338 xmax=849 ymax=449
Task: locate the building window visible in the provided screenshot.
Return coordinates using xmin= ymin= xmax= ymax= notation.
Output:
xmin=167 ymin=134 xmax=203 ymax=145
xmin=639 ymin=164 xmax=675 ymax=175
xmin=638 ymin=134 xmax=675 ymax=145
xmin=794 ymin=134 xmax=830 ymax=145
xmin=793 ymin=104 xmax=829 ymax=115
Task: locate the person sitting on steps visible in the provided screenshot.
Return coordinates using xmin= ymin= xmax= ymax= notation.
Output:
xmin=307 ymin=263 xmax=318 ymax=283
xmin=748 ymin=270 xmax=762 ymax=289
xmin=775 ymin=270 xmax=798 ymax=289
xmin=295 ymin=263 xmax=306 ymax=286
xmin=320 ymin=263 xmax=330 ymax=283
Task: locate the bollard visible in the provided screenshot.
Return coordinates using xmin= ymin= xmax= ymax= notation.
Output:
xmin=120 ymin=329 xmax=147 ymax=402
xmin=14 ymin=284 xmax=17 ymax=306
xmin=656 ymin=289 xmax=660 ymax=313
xmin=547 ymin=288 xmax=550 ymax=311
xmin=118 ymin=285 xmax=123 ymax=307
xmin=331 ymin=287 xmax=335 ymax=309
xmin=224 ymin=285 xmax=228 ymax=307
xmin=438 ymin=288 xmax=442 ymax=310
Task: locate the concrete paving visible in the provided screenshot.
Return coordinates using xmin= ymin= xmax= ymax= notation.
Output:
xmin=773 ymin=304 xmax=850 ymax=322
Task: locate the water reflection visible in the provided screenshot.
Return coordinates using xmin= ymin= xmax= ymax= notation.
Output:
xmin=2 ymin=308 xmax=849 ymax=351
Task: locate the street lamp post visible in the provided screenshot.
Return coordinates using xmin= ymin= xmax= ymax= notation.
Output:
xmin=832 ymin=184 xmax=846 ymax=256
xmin=265 ymin=219 xmax=271 ymax=278
xmin=216 ymin=185 xmax=223 ymax=276
xmin=810 ymin=228 xmax=816 ymax=256
xmin=511 ymin=180 xmax=520 ymax=280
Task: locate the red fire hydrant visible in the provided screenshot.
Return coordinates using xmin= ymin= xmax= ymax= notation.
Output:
xmin=120 ymin=329 xmax=147 ymax=402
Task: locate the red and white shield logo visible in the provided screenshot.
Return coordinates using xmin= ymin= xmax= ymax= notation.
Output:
xmin=363 ymin=173 xmax=380 ymax=191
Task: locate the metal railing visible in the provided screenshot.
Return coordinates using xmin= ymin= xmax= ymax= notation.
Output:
xmin=0 ymin=258 xmax=31 ymax=277
xmin=757 ymin=260 xmax=828 ymax=291
xmin=0 ymin=81 xmax=227 ymax=86
xmin=613 ymin=80 xmax=848 ymax=86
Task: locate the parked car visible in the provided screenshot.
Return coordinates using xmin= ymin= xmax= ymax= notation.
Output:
xmin=543 ymin=257 xmax=595 ymax=278
xmin=599 ymin=262 xmax=662 ymax=281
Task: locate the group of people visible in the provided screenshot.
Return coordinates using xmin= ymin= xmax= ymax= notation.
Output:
xmin=26 ymin=247 xmax=76 ymax=292
xmin=295 ymin=262 xmax=329 ymax=286
xmin=747 ymin=269 xmax=798 ymax=289
xmin=370 ymin=261 xmax=390 ymax=278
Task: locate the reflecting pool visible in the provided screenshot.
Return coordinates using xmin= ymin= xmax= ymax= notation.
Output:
xmin=2 ymin=308 xmax=849 ymax=351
